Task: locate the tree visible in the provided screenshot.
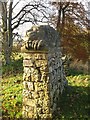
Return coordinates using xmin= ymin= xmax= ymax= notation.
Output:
xmin=0 ymin=0 xmax=49 ymax=64
xmin=50 ymin=1 xmax=89 ymax=61
xmin=50 ymin=1 xmax=70 ymax=35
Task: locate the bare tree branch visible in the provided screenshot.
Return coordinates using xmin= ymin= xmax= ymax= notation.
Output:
xmin=62 ymin=2 xmax=70 ymax=10
xmin=12 ymin=0 xmax=22 ymax=10
xmin=12 ymin=3 xmax=49 ymax=30
xmin=12 ymin=3 xmax=40 ymax=20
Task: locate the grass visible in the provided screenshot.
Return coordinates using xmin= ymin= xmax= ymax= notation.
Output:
xmin=1 ymin=58 xmax=90 ymax=119
xmin=57 ymin=75 xmax=90 ymax=120
xmin=1 ymin=74 xmax=23 ymax=119
xmin=2 ymin=57 xmax=23 ymax=77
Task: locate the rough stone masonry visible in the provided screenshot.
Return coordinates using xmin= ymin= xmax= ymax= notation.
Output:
xmin=21 ymin=25 xmax=67 ymax=119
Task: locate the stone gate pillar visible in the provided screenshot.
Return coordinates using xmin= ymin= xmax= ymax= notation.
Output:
xmin=21 ymin=25 xmax=67 ymax=119
xmin=22 ymin=50 xmax=52 ymax=119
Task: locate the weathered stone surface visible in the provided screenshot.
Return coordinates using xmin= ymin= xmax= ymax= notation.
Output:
xmin=22 ymin=25 xmax=67 ymax=119
xmin=23 ymin=25 xmax=60 ymax=50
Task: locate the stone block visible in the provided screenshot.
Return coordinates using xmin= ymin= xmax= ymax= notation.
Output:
xmin=28 ymin=82 xmax=34 ymax=91
xmin=28 ymin=106 xmax=34 ymax=113
xmin=23 ymin=59 xmax=36 ymax=67
xmin=28 ymin=111 xmax=34 ymax=118
xmin=25 ymin=99 xmax=35 ymax=106
xmin=23 ymin=90 xmax=32 ymax=98
xmin=49 ymin=66 xmax=53 ymax=73
xmin=32 ymin=92 xmax=39 ymax=99
xmin=24 ymin=67 xmax=30 ymax=74
xmin=23 ymin=81 xmax=34 ymax=91
xmin=23 ymin=53 xmax=33 ymax=59
xmin=36 ymin=108 xmax=42 ymax=114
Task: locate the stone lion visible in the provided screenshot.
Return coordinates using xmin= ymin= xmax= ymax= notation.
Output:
xmin=24 ymin=25 xmax=60 ymax=50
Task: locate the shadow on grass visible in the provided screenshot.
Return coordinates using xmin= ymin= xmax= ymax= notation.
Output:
xmin=55 ymin=85 xmax=90 ymax=120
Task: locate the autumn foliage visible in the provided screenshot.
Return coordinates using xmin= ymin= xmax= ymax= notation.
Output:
xmin=51 ymin=2 xmax=89 ymax=62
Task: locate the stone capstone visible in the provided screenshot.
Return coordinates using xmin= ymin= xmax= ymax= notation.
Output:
xmin=23 ymin=25 xmax=60 ymax=50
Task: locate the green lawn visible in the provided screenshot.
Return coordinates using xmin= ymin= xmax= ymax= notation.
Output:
xmin=1 ymin=74 xmax=23 ymax=119
xmin=1 ymin=59 xmax=90 ymax=119
xmin=57 ymin=75 xmax=90 ymax=120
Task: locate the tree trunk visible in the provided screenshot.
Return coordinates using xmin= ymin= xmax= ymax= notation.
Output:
xmin=2 ymin=33 xmax=11 ymax=65
xmin=8 ymin=2 xmax=13 ymax=61
xmin=1 ymin=2 xmax=10 ymax=64
xmin=1 ymin=2 xmax=13 ymax=64
xmin=56 ymin=3 xmax=62 ymax=32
